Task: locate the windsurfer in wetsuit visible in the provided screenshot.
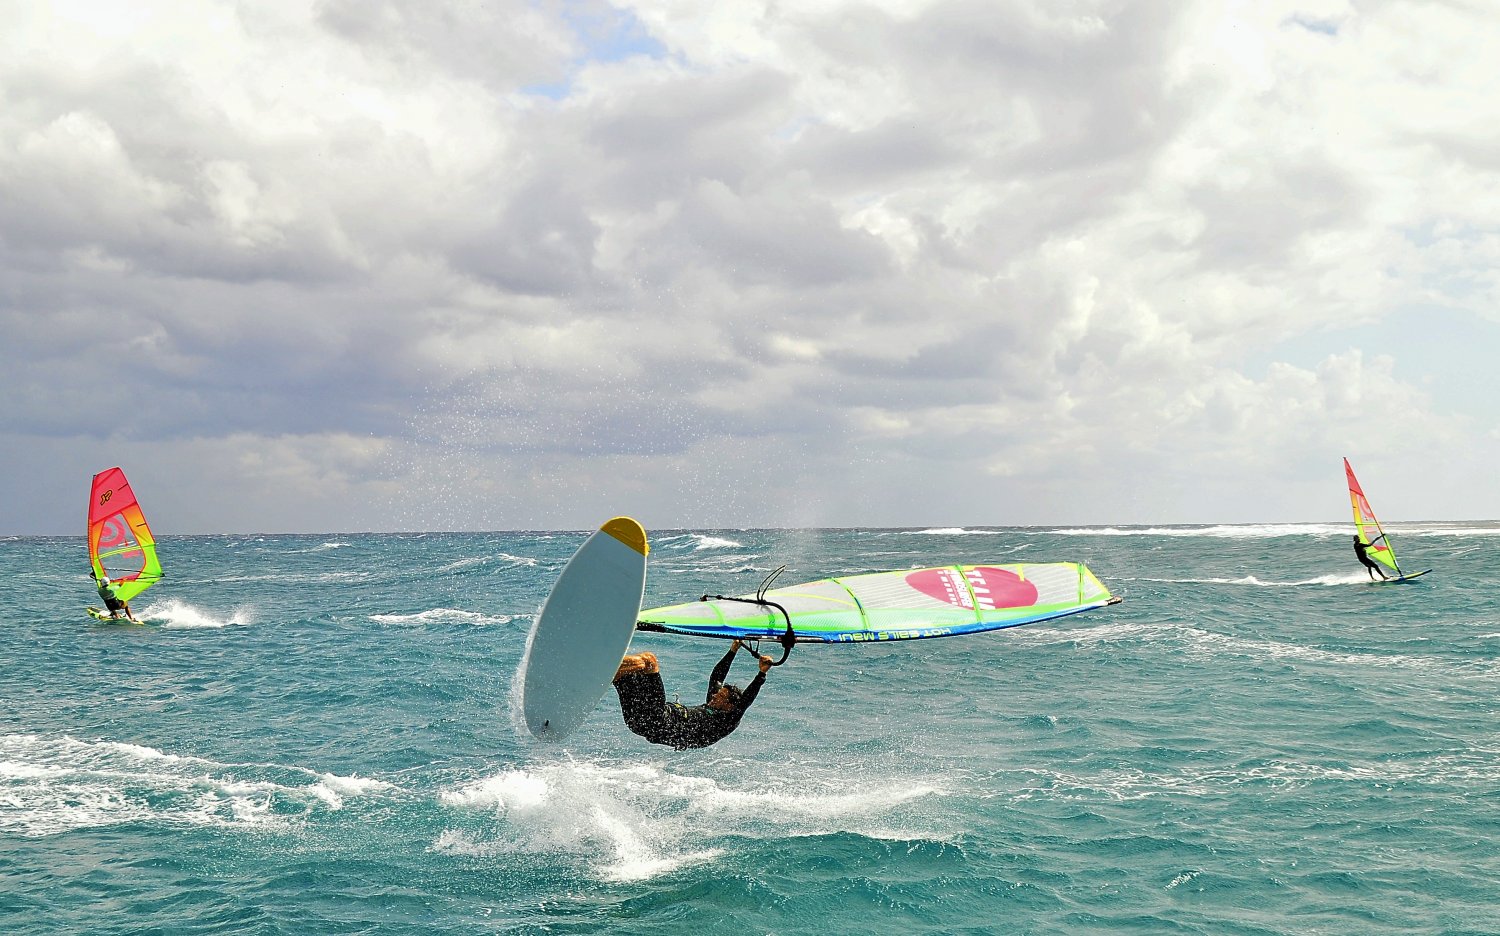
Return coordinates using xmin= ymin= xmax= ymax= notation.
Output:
xmin=1352 ymin=535 xmax=1388 ymax=580
xmin=94 ymin=575 xmax=137 ymax=621
xmin=612 ymin=640 xmax=772 ymax=749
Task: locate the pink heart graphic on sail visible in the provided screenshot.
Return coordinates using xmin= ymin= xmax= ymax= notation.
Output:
xmin=905 ymin=566 xmax=1039 ymax=610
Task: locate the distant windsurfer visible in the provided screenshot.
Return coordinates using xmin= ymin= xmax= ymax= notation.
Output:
xmin=612 ymin=640 xmax=771 ymax=749
xmin=1352 ymin=535 xmax=1388 ymax=580
xmin=94 ymin=575 xmax=138 ymax=621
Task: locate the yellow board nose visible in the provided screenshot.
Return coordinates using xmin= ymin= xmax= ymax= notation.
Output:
xmin=600 ymin=516 xmax=649 ymax=556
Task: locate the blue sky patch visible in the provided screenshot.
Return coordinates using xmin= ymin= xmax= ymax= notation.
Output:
xmin=523 ymin=3 xmax=667 ymax=99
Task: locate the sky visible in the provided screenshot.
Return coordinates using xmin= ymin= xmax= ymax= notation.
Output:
xmin=2 ymin=0 xmax=1497 ymax=534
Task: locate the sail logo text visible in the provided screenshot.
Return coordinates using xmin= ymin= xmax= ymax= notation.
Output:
xmin=836 ymin=628 xmax=953 ymax=642
xmin=99 ymin=489 xmax=114 ymax=506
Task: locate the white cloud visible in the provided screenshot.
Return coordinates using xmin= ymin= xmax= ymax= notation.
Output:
xmin=2 ymin=0 xmax=1499 ymax=532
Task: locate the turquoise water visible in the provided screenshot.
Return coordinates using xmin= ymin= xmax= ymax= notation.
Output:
xmin=3 ymin=524 xmax=1498 ymax=934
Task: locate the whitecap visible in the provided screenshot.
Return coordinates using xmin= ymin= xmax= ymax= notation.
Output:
xmin=1166 ymin=870 xmax=1203 ymax=890
xmin=1016 ymin=748 xmax=1500 ymax=804
xmin=369 ymin=609 xmax=517 ymax=626
xmin=139 ymin=598 xmax=252 ymax=629
xmin=0 ymin=733 xmax=399 ymax=837
xmin=310 ymin=773 xmax=397 ymax=808
xmin=1021 ymin=620 xmax=1500 ymax=678
xmin=435 ymin=758 xmax=946 ymax=882
xmin=436 ymin=553 xmax=539 ymax=574
xmin=691 ymin=535 xmax=743 ymax=550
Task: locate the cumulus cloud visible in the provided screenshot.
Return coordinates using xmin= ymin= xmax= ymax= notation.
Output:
xmin=2 ymin=0 xmax=1498 ymax=533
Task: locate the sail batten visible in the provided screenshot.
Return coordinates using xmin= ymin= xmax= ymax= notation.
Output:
xmin=638 ymin=562 xmax=1117 ymax=643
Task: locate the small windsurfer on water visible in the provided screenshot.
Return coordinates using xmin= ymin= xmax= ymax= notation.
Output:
xmin=1353 ymin=535 xmax=1389 ymax=581
xmin=611 ymin=640 xmax=772 ymax=749
xmin=94 ymin=575 xmax=138 ymax=621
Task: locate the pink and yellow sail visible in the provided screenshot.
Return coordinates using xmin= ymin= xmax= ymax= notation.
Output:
xmin=87 ymin=467 xmax=162 ymax=603
xmin=1344 ymin=457 xmax=1402 ymax=576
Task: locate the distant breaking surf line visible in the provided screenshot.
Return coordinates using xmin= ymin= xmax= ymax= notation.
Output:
xmin=1040 ymin=524 xmax=1347 ymax=538
xmin=1129 ymin=573 xmax=1371 ymax=587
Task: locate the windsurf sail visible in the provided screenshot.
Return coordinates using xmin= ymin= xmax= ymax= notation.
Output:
xmin=637 ymin=562 xmax=1118 ymax=644
xmin=1344 ymin=457 xmax=1403 ymax=577
xmin=87 ymin=467 xmax=162 ymax=603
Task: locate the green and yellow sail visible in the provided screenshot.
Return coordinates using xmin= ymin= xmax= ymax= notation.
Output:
xmin=1344 ymin=457 xmax=1402 ymax=576
xmin=638 ymin=562 xmax=1118 ymax=643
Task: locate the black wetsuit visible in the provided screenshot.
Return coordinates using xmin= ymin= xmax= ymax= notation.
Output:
xmin=97 ymin=582 xmax=126 ymax=613
xmin=612 ymin=646 xmax=766 ymax=750
xmin=1353 ymin=536 xmax=1387 ymax=579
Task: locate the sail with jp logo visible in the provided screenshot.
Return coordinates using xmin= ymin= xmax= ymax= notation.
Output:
xmin=86 ymin=467 xmax=163 ymax=620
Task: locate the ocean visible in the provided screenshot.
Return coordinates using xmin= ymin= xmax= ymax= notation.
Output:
xmin=3 ymin=524 xmax=1498 ymax=935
